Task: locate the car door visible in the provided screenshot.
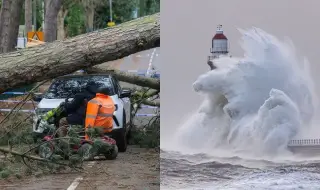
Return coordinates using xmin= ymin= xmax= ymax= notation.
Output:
xmin=113 ymin=77 xmax=131 ymax=123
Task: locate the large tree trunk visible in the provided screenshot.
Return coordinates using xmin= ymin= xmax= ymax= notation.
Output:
xmin=57 ymin=6 xmax=68 ymax=40
xmin=0 ymin=13 xmax=160 ymax=93
xmin=84 ymin=4 xmax=95 ymax=32
xmin=44 ymin=0 xmax=62 ymax=42
xmin=0 ymin=0 xmax=13 ymax=53
xmin=9 ymin=0 xmax=24 ymax=49
xmin=0 ymin=0 xmax=24 ymax=53
xmin=25 ymin=0 xmax=33 ymax=35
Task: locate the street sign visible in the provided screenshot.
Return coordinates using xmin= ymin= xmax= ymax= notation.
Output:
xmin=27 ymin=31 xmax=44 ymax=42
xmin=107 ymin=21 xmax=115 ymax=27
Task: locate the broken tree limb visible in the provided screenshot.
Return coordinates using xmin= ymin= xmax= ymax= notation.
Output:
xmin=142 ymin=99 xmax=160 ymax=107
xmin=0 ymin=13 xmax=160 ymax=93
xmin=133 ymin=89 xmax=160 ymax=107
xmin=86 ymin=67 xmax=160 ymax=90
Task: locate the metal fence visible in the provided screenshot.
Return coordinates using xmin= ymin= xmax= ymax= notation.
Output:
xmin=288 ymin=139 xmax=320 ymax=146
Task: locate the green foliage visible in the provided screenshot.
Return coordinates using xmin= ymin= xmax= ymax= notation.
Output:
xmin=16 ymin=0 xmax=158 ymax=38
xmin=0 ymin=169 xmax=11 ymax=179
xmin=35 ymin=1 xmax=44 ymax=30
xmin=130 ymin=118 xmax=159 ymax=148
xmin=94 ymin=0 xmax=137 ymax=29
xmin=0 ymin=117 xmax=34 ymax=147
xmin=65 ymin=3 xmax=86 ymax=37
xmin=139 ymin=0 xmax=160 ymax=17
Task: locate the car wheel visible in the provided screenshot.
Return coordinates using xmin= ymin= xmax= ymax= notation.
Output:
xmin=104 ymin=145 xmax=118 ymax=160
xmin=116 ymin=110 xmax=127 ymax=152
xmin=126 ymin=124 xmax=132 ymax=141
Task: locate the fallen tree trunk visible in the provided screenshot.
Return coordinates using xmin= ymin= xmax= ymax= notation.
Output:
xmin=0 ymin=13 xmax=160 ymax=93
xmin=86 ymin=67 xmax=160 ymax=90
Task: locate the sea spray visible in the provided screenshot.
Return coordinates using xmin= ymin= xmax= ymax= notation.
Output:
xmin=173 ymin=27 xmax=316 ymax=157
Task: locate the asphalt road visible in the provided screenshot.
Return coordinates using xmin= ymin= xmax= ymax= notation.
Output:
xmin=0 ymin=146 xmax=159 ymax=190
xmin=101 ymin=47 xmax=160 ymax=74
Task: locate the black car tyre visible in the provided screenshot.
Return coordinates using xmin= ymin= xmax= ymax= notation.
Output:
xmin=116 ymin=110 xmax=127 ymax=152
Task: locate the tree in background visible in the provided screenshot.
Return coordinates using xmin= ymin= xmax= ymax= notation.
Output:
xmin=25 ymin=0 xmax=32 ymax=35
xmin=44 ymin=0 xmax=62 ymax=42
xmin=138 ymin=0 xmax=160 ymax=17
xmin=57 ymin=0 xmax=79 ymax=40
xmin=0 ymin=0 xmax=13 ymax=53
xmin=0 ymin=0 xmax=160 ymax=49
xmin=94 ymin=0 xmax=136 ymax=30
xmin=0 ymin=0 xmax=24 ymax=53
xmin=80 ymin=0 xmax=107 ymax=32
xmin=65 ymin=3 xmax=85 ymax=37
xmin=9 ymin=0 xmax=24 ymax=47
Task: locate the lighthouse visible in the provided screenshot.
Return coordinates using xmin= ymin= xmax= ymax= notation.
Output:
xmin=207 ymin=25 xmax=229 ymax=70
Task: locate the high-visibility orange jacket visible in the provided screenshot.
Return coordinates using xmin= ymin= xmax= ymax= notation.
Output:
xmin=85 ymin=93 xmax=115 ymax=139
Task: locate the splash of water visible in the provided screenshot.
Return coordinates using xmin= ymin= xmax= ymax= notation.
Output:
xmin=172 ymin=27 xmax=317 ymax=157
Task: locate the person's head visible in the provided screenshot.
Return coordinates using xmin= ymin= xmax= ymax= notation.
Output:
xmin=96 ymin=87 xmax=113 ymax=96
xmin=86 ymin=81 xmax=101 ymax=93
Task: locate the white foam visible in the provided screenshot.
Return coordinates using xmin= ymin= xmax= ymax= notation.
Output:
xmin=170 ymin=27 xmax=318 ymax=158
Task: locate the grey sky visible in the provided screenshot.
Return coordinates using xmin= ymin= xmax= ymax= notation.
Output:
xmin=161 ymin=0 xmax=320 ymax=140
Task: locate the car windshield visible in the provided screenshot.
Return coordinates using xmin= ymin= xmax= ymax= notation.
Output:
xmin=44 ymin=75 xmax=115 ymax=99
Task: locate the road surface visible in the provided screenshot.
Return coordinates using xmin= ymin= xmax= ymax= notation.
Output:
xmin=0 ymin=146 xmax=159 ymax=190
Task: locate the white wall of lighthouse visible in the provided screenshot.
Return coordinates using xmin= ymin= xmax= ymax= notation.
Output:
xmin=212 ymin=39 xmax=228 ymax=54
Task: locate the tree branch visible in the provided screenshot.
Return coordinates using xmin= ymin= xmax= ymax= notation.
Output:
xmin=86 ymin=67 xmax=160 ymax=90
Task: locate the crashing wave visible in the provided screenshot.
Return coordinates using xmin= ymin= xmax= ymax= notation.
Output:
xmin=174 ymin=27 xmax=317 ymax=157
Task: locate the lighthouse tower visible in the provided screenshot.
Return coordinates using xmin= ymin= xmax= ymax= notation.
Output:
xmin=208 ymin=25 xmax=229 ymax=70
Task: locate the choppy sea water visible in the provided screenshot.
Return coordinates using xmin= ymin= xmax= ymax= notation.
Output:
xmin=161 ymin=150 xmax=320 ymax=190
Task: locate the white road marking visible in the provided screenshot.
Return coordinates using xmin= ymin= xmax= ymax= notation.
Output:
xmin=156 ymin=53 xmax=159 ymax=56
xmin=146 ymin=49 xmax=157 ymax=77
xmin=87 ymin=161 xmax=96 ymax=168
xmin=67 ymin=161 xmax=96 ymax=189
xmin=135 ymin=54 xmax=142 ymax=57
xmin=67 ymin=177 xmax=83 ymax=190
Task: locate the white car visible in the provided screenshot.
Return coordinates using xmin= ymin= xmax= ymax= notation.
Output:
xmin=32 ymin=74 xmax=132 ymax=152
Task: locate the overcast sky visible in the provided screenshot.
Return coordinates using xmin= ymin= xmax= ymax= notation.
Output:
xmin=160 ymin=0 xmax=320 ymax=139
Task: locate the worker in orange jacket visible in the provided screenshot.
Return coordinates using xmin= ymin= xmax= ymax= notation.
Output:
xmin=85 ymin=87 xmax=116 ymax=140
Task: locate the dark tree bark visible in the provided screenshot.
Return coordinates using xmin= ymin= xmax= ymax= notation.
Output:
xmin=0 ymin=0 xmax=13 ymax=53
xmin=44 ymin=0 xmax=62 ymax=42
xmin=9 ymin=0 xmax=24 ymax=49
xmin=0 ymin=13 xmax=160 ymax=93
xmin=25 ymin=0 xmax=33 ymax=35
xmin=0 ymin=0 xmax=24 ymax=53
